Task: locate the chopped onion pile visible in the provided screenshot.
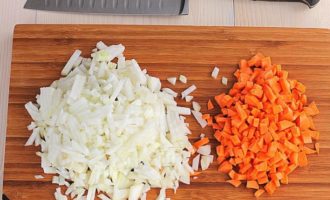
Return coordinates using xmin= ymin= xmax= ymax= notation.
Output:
xmin=25 ymin=42 xmax=195 ymax=200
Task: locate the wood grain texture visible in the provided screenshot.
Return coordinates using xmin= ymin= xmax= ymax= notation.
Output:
xmin=4 ymin=24 xmax=330 ymax=199
xmin=0 ymin=0 xmax=36 ymax=196
xmin=3 ymin=0 xmax=330 ymax=196
xmin=234 ymin=0 xmax=330 ymax=28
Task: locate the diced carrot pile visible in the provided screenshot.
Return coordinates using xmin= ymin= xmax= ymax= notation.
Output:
xmin=207 ymin=53 xmax=320 ymax=196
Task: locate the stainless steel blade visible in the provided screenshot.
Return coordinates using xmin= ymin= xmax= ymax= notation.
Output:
xmin=24 ymin=0 xmax=189 ymax=15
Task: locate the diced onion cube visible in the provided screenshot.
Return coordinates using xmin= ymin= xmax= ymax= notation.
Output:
xmin=222 ymin=76 xmax=228 ymax=86
xmin=96 ymin=41 xmax=108 ymax=50
xmin=192 ymin=154 xmax=200 ymax=171
xmin=192 ymin=101 xmax=201 ymax=112
xmin=211 ymin=67 xmax=219 ymax=79
xmin=192 ymin=110 xmax=207 ymax=128
xmin=167 ymin=77 xmax=177 ymax=85
xmin=34 ymin=175 xmax=45 ymax=179
xmin=197 ymin=145 xmax=211 ymax=156
xmin=181 ymin=85 xmax=197 ymax=99
xmin=201 ymin=155 xmax=213 ymax=171
xmin=179 ymin=75 xmax=187 ymax=84
xmin=162 ymin=88 xmax=178 ymax=97
xmin=61 ymin=50 xmax=82 ymax=76
xmin=185 ymin=96 xmax=193 ymax=102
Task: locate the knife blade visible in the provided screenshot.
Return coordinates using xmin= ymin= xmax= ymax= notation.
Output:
xmin=254 ymin=0 xmax=320 ymax=8
xmin=24 ymin=0 xmax=189 ymax=15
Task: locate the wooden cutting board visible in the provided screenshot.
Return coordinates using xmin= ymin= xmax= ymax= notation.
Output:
xmin=4 ymin=25 xmax=330 ymax=200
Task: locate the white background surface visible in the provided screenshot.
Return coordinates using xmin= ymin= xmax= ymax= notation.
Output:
xmin=1 ymin=0 xmax=329 ymax=195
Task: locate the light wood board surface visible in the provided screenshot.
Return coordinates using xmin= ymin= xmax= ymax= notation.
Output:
xmin=4 ymin=24 xmax=330 ymax=200
xmin=2 ymin=0 xmax=330 ymax=197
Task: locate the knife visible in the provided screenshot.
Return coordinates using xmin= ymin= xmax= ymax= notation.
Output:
xmin=254 ymin=0 xmax=320 ymax=8
xmin=24 ymin=0 xmax=189 ymax=15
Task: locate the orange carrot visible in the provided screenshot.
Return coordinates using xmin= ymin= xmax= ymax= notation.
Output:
xmin=257 ymin=175 xmax=269 ymax=185
xmin=263 ymin=84 xmax=277 ymax=103
xmin=255 ymin=162 xmax=267 ymax=171
xmin=298 ymin=151 xmax=308 ymax=167
xmin=226 ymin=180 xmax=241 ymax=187
xmin=295 ymin=81 xmax=306 ymax=93
xmin=210 ymin=54 xmax=320 ymax=197
xmin=193 ymin=137 xmax=209 ymax=149
xmin=303 ymin=146 xmax=317 ymax=155
xmin=272 ymin=105 xmax=283 ymax=115
xmin=190 ymin=171 xmax=202 ymax=176
xmin=250 ymin=84 xmax=263 ymax=98
xmin=281 ymin=174 xmax=289 ymax=184
xmin=202 ymin=114 xmax=211 ymax=120
xmin=304 ymin=101 xmax=319 ymax=116
xmin=278 ymin=120 xmax=295 ymax=131
xmin=315 ymin=143 xmax=320 ymax=154
xmin=297 ymin=112 xmax=310 ymax=130
xmin=247 ymin=180 xmax=259 ymax=190
xmin=240 ymin=59 xmax=248 ymax=69
xmin=207 ymin=99 xmax=215 ymax=110
xmin=245 ymin=94 xmax=263 ymax=109
xmin=264 ymin=181 xmax=276 ymax=195
xmin=235 ymin=103 xmax=248 ymax=120
xmin=218 ymin=161 xmax=232 ymax=173
xmin=254 ymin=189 xmax=265 ymax=198
xmin=280 ymin=78 xmax=291 ymax=94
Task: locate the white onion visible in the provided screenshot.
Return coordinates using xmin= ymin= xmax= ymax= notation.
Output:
xmin=201 ymin=155 xmax=214 ymax=171
xmin=211 ymin=67 xmax=219 ymax=79
xmin=222 ymin=76 xmax=228 ymax=86
xmin=162 ymin=88 xmax=178 ymax=98
xmin=192 ymin=101 xmax=201 ymax=112
xmin=96 ymin=41 xmax=108 ymax=50
xmin=61 ymin=50 xmax=82 ymax=76
xmin=172 ymin=106 xmax=191 ymax=115
xmin=34 ymin=175 xmax=44 ymax=179
xmin=179 ymin=75 xmax=187 ymax=84
xmin=129 ymin=184 xmax=144 ymax=200
xmin=181 ymin=85 xmax=196 ymax=99
xmin=25 ymin=42 xmax=193 ymax=200
xmin=167 ymin=77 xmax=177 ymax=85
xmin=197 ymin=145 xmax=211 ymax=156
xmin=54 ymin=187 xmax=67 ymax=200
xmin=73 ymin=56 xmax=83 ymax=68
xmin=192 ymin=154 xmax=200 ymax=171
xmin=98 ymin=194 xmax=111 ymax=200
xmin=27 ymin=122 xmax=36 ymax=131
xmin=192 ymin=110 xmax=207 ymax=128
xmin=185 ymin=96 xmax=193 ymax=102
xmin=156 ymin=188 xmax=166 ymax=200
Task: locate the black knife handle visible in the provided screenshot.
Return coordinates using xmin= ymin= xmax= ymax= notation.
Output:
xmin=254 ymin=0 xmax=320 ymax=8
xmin=2 ymin=194 xmax=9 ymax=200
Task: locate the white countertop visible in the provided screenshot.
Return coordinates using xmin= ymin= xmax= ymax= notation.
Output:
xmin=1 ymin=0 xmax=330 ymax=196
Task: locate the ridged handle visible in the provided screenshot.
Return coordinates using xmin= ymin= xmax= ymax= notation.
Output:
xmin=254 ymin=0 xmax=320 ymax=8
